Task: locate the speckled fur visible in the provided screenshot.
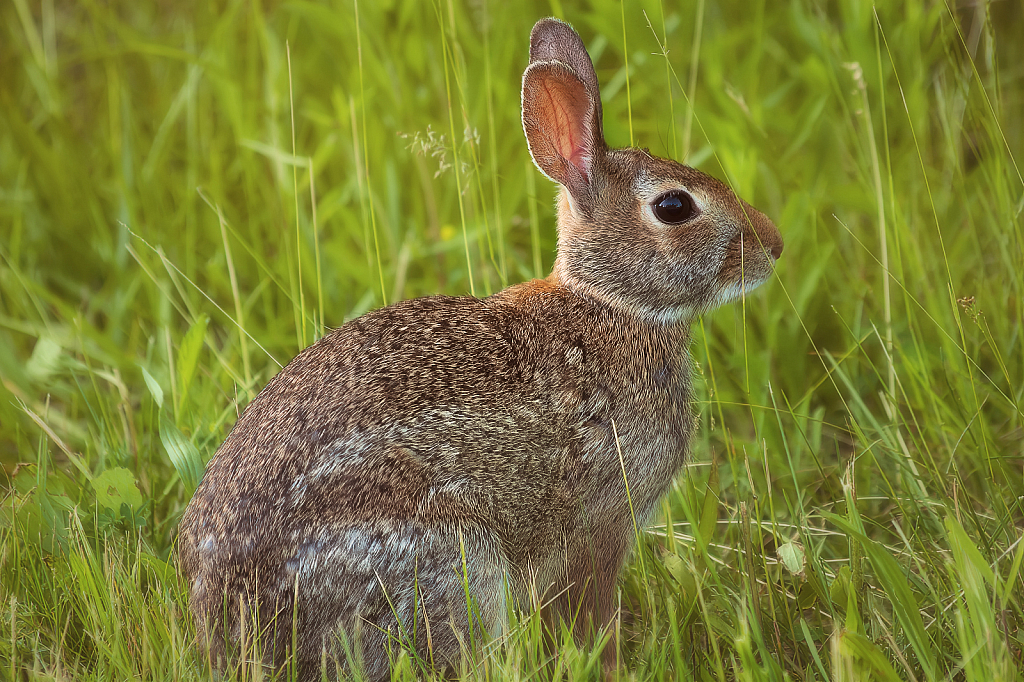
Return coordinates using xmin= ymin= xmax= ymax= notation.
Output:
xmin=178 ymin=17 xmax=783 ymax=681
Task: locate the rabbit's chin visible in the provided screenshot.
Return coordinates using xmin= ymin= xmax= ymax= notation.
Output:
xmin=708 ymin=274 xmax=774 ymax=310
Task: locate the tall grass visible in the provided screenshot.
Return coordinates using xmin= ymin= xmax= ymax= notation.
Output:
xmin=1 ymin=0 xmax=1022 ymax=679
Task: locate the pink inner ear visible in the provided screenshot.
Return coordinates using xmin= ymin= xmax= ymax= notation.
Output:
xmin=540 ymin=78 xmax=593 ymax=180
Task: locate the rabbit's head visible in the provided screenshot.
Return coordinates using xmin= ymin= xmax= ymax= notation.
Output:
xmin=523 ymin=18 xmax=783 ymax=323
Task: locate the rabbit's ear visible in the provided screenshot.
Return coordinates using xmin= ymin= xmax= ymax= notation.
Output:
xmin=522 ymin=19 xmax=604 ymax=198
xmin=528 ymin=18 xmax=603 ymax=131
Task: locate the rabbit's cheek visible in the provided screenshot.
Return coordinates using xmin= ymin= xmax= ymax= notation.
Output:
xmin=663 ymin=228 xmax=731 ymax=285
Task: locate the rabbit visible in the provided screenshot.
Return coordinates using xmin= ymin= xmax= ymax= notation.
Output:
xmin=178 ymin=16 xmax=783 ymax=682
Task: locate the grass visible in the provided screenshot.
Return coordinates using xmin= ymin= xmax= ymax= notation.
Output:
xmin=1 ymin=0 xmax=1023 ymax=679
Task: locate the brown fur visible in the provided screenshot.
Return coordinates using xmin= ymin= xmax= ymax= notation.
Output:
xmin=178 ymin=17 xmax=783 ymax=681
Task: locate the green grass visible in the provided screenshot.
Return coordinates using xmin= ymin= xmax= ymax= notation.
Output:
xmin=2 ymin=0 xmax=1023 ymax=679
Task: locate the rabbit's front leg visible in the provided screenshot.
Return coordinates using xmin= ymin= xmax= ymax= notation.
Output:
xmin=554 ymin=527 xmax=629 ymax=669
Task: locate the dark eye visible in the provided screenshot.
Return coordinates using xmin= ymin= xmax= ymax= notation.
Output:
xmin=652 ymin=192 xmax=696 ymax=224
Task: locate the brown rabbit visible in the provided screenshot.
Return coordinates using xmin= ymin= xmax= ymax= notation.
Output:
xmin=178 ymin=16 xmax=783 ymax=681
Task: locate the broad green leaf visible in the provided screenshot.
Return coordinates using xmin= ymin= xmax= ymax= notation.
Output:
xmin=139 ymin=365 xmax=164 ymax=408
xmin=662 ymin=551 xmax=699 ymax=612
xmin=159 ymin=415 xmax=205 ymax=492
xmin=830 ymin=566 xmax=851 ymax=609
xmin=837 ymin=631 xmax=903 ymax=682
xmin=698 ymin=461 xmax=720 ymax=548
xmin=945 ymin=514 xmax=995 ymax=586
xmin=777 ymin=540 xmax=805 ymax=575
xmin=26 ymin=336 xmax=61 ymax=381
xmin=91 ymin=467 xmax=143 ymax=511
xmin=844 ymin=576 xmax=862 ymax=634
xmin=175 ymin=315 xmax=208 ymax=409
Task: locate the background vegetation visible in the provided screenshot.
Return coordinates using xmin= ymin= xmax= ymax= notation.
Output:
xmin=2 ymin=0 xmax=1023 ymax=679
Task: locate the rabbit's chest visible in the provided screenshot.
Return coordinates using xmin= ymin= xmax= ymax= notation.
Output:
xmin=548 ymin=331 xmax=693 ymax=501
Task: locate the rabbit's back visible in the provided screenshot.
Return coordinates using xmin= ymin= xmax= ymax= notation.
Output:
xmin=182 ymin=290 xmax=575 ymax=547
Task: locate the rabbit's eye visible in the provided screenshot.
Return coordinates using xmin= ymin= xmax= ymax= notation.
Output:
xmin=653 ymin=192 xmax=696 ymax=224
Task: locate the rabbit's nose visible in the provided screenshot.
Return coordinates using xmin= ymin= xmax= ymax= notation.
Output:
xmin=771 ymin=241 xmax=784 ymax=260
